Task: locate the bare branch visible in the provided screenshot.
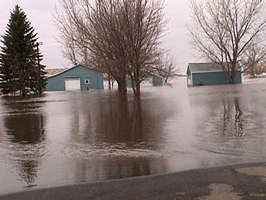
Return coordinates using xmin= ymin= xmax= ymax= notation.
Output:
xmin=189 ymin=0 xmax=266 ymax=83
xmin=55 ymin=0 xmax=165 ymax=96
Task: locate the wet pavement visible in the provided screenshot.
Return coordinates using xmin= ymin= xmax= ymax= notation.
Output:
xmin=0 ymin=162 xmax=265 ymax=200
xmin=0 ymin=78 xmax=266 ymax=195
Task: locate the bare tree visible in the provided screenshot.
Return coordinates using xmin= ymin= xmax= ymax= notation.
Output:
xmin=155 ymin=54 xmax=178 ymax=83
xmin=123 ymin=0 xmax=165 ymax=97
xmin=55 ymin=0 xmax=128 ymax=95
xmin=55 ymin=6 xmax=91 ymax=67
xmin=190 ymin=0 xmax=266 ymax=83
xmin=241 ymin=44 xmax=266 ymax=77
xmin=55 ymin=0 xmax=165 ymax=96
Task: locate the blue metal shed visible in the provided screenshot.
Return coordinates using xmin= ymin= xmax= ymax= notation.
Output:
xmin=152 ymin=74 xmax=164 ymax=87
xmin=127 ymin=78 xmax=133 ymax=88
xmin=45 ymin=65 xmax=104 ymax=91
xmin=187 ymin=63 xmax=242 ymax=87
xmin=126 ymin=74 xmax=164 ymax=88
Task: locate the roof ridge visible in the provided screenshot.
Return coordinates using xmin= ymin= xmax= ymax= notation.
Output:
xmin=188 ymin=62 xmax=241 ymax=73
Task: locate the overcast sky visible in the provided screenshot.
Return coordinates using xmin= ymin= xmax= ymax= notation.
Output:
xmin=0 ymin=0 xmax=199 ymax=72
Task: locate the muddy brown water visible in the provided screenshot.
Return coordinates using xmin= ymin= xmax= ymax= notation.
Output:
xmin=0 ymin=78 xmax=266 ymax=194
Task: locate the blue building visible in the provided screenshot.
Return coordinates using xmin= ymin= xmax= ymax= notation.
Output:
xmin=152 ymin=74 xmax=164 ymax=87
xmin=45 ymin=65 xmax=104 ymax=91
xmin=126 ymin=78 xmax=133 ymax=88
xmin=187 ymin=63 xmax=242 ymax=87
xmin=126 ymin=74 xmax=164 ymax=88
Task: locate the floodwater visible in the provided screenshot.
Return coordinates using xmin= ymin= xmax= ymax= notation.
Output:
xmin=0 ymin=78 xmax=266 ymax=195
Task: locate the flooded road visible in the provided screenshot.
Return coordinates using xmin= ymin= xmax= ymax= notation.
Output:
xmin=0 ymin=78 xmax=266 ymax=194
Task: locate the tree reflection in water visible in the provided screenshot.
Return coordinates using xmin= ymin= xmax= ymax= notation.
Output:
xmin=234 ymin=98 xmax=244 ymax=136
xmin=3 ymin=101 xmax=46 ymax=187
xmin=195 ymin=97 xmax=250 ymax=164
xmin=68 ymin=93 xmax=171 ymax=182
xmin=222 ymin=98 xmax=244 ymax=137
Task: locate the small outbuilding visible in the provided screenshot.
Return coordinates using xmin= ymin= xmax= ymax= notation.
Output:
xmin=187 ymin=63 xmax=242 ymax=87
xmin=45 ymin=65 xmax=104 ymax=91
xmin=126 ymin=74 xmax=164 ymax=88
xmin=152 ymin=74 xmax=164 ymax=87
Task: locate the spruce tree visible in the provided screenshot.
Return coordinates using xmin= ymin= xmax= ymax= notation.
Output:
xmin=0 ymin=5 xmax=46 ymax=96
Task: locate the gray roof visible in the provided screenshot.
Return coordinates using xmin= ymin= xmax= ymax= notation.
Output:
xmin=45 ymin=65 xmax=102 ymax=79
xmin=188 ymin=62 xmax=241 ymax=73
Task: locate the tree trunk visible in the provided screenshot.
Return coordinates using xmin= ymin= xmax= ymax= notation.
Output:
xmin=231 ymin=69 xmax=237 ymax=84
xmin=117 ymin=77 xmax=127 ymax=96
xmin=130 ymin=75 xmax=141 ymax=98
xmin=22 ymin=89 xmax=26 ymax=97
xmin=229 ymin=75 xmax=236 ymax=84
xmin=131 ymin=65 xmax=141 ymax=98
xmin=228 ymin=62 xmax=238 ymax=84
xmin=111 ymin=80 xmax=114 ymax=89
xmin=135 ymin=82 xmax=141 ymax=98
xmin=108 ymin=74 xmax=111 ymax=90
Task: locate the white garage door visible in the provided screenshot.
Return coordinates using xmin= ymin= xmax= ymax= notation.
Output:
xmin=65 ymin=78 xmax=81 ymax=91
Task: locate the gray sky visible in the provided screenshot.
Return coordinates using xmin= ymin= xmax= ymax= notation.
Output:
xmin=0 ymin=0 xmax=199 ymax=72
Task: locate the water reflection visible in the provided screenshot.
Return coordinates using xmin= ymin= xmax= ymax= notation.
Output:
xmin=66 ymin=94 xmax=170 ymax=181
xmin=93 ymin=96 xmax=158 ymax=145
xmin=5 ymin=113 xmax=45 ymax=144
xmin=199 ymin=97 xmax=247 ymax=137
xmin=0 ymin=81 xmax=266 ymax=194
xmin=2 ymin=100 xmax=46 ymax=186
xmin=74 ymin=157 xmax=167 ymax=182
xmin=197 ymin=93 xmax=266 ymax=159
xmin=221 ymin=98 xmax=244 ymax=137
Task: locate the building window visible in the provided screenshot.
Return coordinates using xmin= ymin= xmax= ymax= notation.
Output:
xmin=85 ymin=79 xmax=90 ymax=84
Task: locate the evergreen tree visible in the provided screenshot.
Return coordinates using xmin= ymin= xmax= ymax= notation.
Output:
xmin=0 ymin=5 xmax=46 ymax=96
